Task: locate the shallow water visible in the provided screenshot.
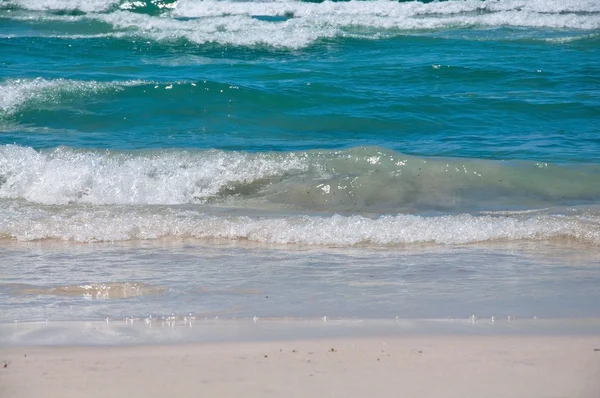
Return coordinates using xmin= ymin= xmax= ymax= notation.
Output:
xmin=1 ymin=240 xmax=599 ymax=323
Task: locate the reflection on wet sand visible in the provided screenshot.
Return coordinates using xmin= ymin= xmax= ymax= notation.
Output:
xmin=15 ymin=282 xmax=165 ymax=299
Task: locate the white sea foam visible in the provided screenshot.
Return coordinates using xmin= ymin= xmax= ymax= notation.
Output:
xmin=92 ymin=11 xmax=337 ymax=48
xmin=3 ymin=0 xmax=599 ymax=48
xmin=2 ymin=0 xmax=121 ymax=13
xmin=5 ymin=0 xmax=600 ymax=15
xmin=0 ymin=78 xmax=147 ymax=116
xmin=97 ymin=3 xmax=600 ymax=48
xmin=0 ymin=145 xmax=310 ymax=205
xmin=172 ymin=0 xmax=600 ymax=19
xmin=1 ymin=201 xmax=599 ymax=245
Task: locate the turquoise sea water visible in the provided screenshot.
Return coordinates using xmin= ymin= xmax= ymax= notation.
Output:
xmin=1 ymin=0 xmax=599 ymax=331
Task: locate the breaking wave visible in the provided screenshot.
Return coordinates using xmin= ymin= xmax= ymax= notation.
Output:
xmin=1 ymin=144 xmax=599 ymax=246
xmin=1 ymin=145 xmax=599 ymax=211
xmin=0 ymin=78 xmax=148 ymax=117
xmin=2 ymin=0 xmax=599 ymax=48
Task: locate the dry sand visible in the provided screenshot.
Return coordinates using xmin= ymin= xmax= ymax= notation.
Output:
xmin=2 ymin=336 xmax=600 ymax=398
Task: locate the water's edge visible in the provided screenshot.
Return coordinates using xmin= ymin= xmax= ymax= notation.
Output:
xmin=2 ymin=317 xmax=600 ymax=346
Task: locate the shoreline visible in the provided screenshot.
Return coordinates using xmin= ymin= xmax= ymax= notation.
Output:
xmin=2 ymin=317 xmax=600 ymax=347
xmin=2 ymin=335 xmax=599 ymax=398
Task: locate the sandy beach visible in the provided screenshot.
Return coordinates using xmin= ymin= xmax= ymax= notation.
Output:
xmin=2 ymin=335 xmax=599 ymax=398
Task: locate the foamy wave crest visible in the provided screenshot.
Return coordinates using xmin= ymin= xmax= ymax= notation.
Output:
xmin=0 ymin=78 xmax=147 ymax=117
xmin=6 ymin=0 xmax=599 ymax=17
xmin=4 ymin=0 xmax=599 ymax=48
xmin=1 ymin=0 xmax=176 ymax=13
xmin=172 ymin=0 xmax=600 ymax=19
xmin=98 ymin=1 xmax=600 ymax=48
xmin=0 ymin=146 xmax=310 ymax=205
xmin=1 ymin=146 xmax=599 ymax=211
xmin=1 ymin=0 xmax=121 ymax=13
xmin=1 ymin=202 xmax=599 ymax=245
xmin=92 ymin=10 xmax=334 ymax=48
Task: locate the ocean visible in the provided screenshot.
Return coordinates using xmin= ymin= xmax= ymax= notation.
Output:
xmin=1 ymin=0 xmax=599 ymax=339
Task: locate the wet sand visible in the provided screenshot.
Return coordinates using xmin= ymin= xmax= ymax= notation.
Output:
xmin=2 ymin=335 xmax=599 ymax=398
